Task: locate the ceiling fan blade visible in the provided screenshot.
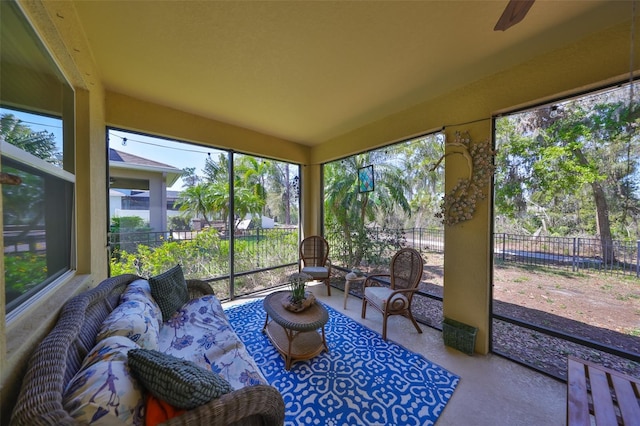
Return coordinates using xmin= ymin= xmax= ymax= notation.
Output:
xmin=494 ymin=0 xmax=536 ymax=31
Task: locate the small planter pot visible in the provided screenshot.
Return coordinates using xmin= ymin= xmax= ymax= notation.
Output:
xmin=442 ymin=317 xmax=477 ymax=356
xmin=282 ymin=291 xmax=316 ymax=313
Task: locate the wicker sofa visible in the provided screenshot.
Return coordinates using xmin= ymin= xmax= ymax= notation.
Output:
xmin=10 ymin=273 xmax=285 ymax=426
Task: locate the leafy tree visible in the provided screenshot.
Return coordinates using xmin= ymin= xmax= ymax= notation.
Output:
xmin=396 ymin=134 xmax=445 ymax=228
xmin=495 ymin=84 xmax=640 ymax=261
xmin=180 ymin=166 xmax=200 ymax=187
xmin=1 ymin=114 xmax=59 ymax=165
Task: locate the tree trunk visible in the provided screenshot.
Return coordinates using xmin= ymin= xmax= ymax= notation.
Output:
xmin=572 ymin=147 xmax=616 ymax=263
xmin=591 ymin=181 xmax=616 ymax=265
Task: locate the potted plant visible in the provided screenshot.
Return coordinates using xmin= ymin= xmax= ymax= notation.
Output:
xmin=284 ymin=272 xmax=315 ymax=312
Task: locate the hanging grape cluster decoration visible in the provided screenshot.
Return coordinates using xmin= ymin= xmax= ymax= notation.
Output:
xmin=433 ymin=131 xmax=496 ymax=226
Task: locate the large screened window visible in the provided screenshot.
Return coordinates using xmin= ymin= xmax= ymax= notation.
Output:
xmin=107 ymin=130 xmax=300 ymax=299
xmin=492 ymin=80 xmax=640 ymax=379
xmin=1 ymin=1 xmax=75 ymax=315
xmin=323 ymin=132 xmax=445 ymax=327
xmin=231 ymin=153 xmax=300 ymax=298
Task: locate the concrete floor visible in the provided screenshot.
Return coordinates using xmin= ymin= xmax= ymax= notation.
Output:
xmin=224 ymin=282 xmax=567 ymax=426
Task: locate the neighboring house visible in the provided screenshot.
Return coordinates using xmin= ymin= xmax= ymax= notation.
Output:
xmin=108 ymin=189 xmax=125 ymax=219
xmin=109 ymin=148 xmax=182 ymax=231
xmin=111 ymin=189 xmax=184 ymax=226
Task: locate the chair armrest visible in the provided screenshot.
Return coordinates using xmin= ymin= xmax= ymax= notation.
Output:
xmin=186 ymin=279 xmax=215 ymax=299
xmin=363 ymin=274 xmax=390 ymax=287
xmin=389 ymin=288 xmax=421 ymax=297
xmin=165 ymin=384 xmax=285 ymax=426
xmin=387 ymin=288 xmax=421 ymax=311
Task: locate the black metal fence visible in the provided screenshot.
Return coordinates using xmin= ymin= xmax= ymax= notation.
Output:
xmin=324 ymin=227 xmax=445 ymax=268
xmin=494 ymin=233 xmax=640 ymax=277
xmin=108 ymin=227 xmax=300 ymax=299
xmin=109 ymin=227 xmax=298 ymax=267
xmin=108 ymin=227 xmax=640 ymax=278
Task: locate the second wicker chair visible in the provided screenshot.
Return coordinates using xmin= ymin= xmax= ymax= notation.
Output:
xmin=299 ymin=235 xmax=332 ymax=296
xmin=361 ymin=248 xmax=424 ymax=340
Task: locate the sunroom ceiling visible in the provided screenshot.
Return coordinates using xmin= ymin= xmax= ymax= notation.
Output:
xmin=70 ymin=0 xmax=633 ymax=146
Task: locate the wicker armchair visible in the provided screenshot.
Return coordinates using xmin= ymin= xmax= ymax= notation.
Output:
xmin=10 ymin=274 xmax=285 ymax=426
xmin=299 ymin=235 xmax=332 ymax=296
xmin=361 ymin=248 xmax=424 ymax=340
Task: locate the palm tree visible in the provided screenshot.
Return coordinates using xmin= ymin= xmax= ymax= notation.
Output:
xmin=175 ymin=184 xmax=214 ymax=227
xmin=324 ymin=151 xmax=411 ymax=267
xmin=178 ymin=154 xmax=269 ymax=231
xmin=234 ymin=155 xmax=268 ymax=217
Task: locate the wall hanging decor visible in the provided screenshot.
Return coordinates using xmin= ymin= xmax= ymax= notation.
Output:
xmin=358 ymin=164 xmax=374 ymax=193
xmin=433 ymin=131 xmax=495 ymax=226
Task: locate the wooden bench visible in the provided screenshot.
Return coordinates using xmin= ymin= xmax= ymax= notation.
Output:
xmin=567 ymin=356 xmax=640 ymax=426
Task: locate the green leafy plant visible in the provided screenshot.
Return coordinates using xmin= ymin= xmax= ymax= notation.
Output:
xmin=287 ymin=272 xmax=312 ymax=302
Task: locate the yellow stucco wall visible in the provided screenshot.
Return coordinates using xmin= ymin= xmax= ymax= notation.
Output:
xmin=301 ymin=164 xmax=323 ymax=237
xmin=1 ymin=0 xmax=638 ymax=420
xmin=105 ymin=92 xmax=310 ymax=166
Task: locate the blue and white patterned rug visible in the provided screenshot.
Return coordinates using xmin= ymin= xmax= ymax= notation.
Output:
xmin=225 ymin=299 xmax=459 ymax=426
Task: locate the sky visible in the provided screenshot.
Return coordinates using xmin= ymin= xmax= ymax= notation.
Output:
xmin=1 ymin=107 xmax=216 ymax=190
xmin=1 ymin=107 xmax=64 ymax=153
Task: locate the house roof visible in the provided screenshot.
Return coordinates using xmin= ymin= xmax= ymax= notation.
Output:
xmin=109 ymin=148 xmax=177 ymax=169
xmin=109 ymin=148 xmax=182 ymax=188
xmin=65 ymin=1 xmax=633 ymax=146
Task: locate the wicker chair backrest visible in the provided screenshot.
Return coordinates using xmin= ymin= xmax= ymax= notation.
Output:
xmin=300 ymin=235 xmax=329 ymax=267
xmin=389 ymin=248 xmax=424 ymax=292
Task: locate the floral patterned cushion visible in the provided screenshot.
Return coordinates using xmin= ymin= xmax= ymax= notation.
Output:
xmin=62 ymin=336 xmax=145 ymax=425
xmin=158 ymin=295 xmax=267 ymax=390
xmin=97 ymin=298 xmax=161 ymax=350
xmin=121 ymin=279 xmax=163 ymax=327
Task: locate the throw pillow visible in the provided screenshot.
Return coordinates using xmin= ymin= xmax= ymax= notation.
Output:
xmin=149 ymin=264 xmax=189 ymax=321
xmin=145 ymin=394 xmax=185 ymax=425
xmin=128 ymin=349 xmax=233 ymax=410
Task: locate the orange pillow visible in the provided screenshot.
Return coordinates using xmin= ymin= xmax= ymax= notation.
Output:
xmin=145 ymin=394 xmax=185 ymax=426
